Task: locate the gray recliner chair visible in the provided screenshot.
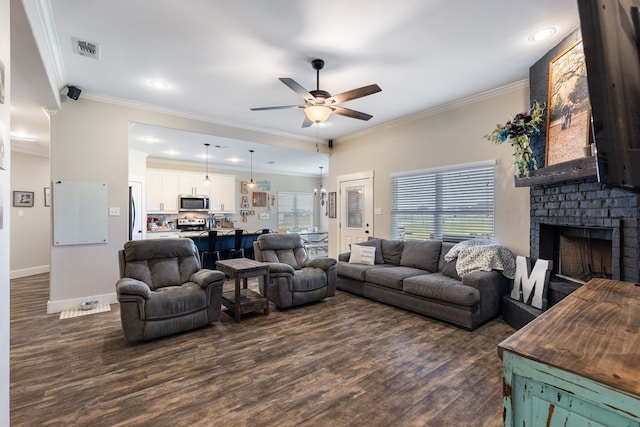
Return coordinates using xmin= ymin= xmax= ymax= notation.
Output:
xmin=253 ymin=233 xmax=337 ymax=308
xmin=116 ymin=238 xmax=225 ymax=343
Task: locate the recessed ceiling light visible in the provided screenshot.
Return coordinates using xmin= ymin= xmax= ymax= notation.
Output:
xmin=141 ymin=136 xmax=159 ymax=142
xmin=528 ymin=27 xmax=556 ymax=43
xmin=148 ymin=79 xmax=171 ymax=89
xmin=227 ymin=157 xmax=242 ymax=163
xmin=162 ymin=150 xmax=180 ymax=156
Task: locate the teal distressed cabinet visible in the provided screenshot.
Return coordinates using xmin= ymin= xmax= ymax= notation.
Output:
xmin=499 ymin=279 xmax=640 ymax=427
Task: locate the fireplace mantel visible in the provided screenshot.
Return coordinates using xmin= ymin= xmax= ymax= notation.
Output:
xmin=514 ymin=157 xmax=597 ymax=187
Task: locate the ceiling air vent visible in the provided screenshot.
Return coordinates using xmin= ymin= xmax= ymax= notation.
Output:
xmin=72 ymin=38 xmax=100 ymax=60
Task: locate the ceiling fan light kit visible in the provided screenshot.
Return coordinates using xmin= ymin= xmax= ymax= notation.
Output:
xmin=251 ymin=58 xmax=381 ymax=127
xmin=304 ymin=105 xmax=332 ymax=123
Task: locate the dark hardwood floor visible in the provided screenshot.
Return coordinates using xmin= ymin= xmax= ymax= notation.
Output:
xmin=10 ymin=273 xmax=515 ymax=426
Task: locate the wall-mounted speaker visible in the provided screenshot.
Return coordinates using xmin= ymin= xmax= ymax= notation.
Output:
xmin=67 ymin=85 xmax=82 ymax=100
xmin=328 ymin=139 xmax=333 ymax=148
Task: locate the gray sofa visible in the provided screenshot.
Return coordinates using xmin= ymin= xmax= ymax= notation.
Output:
xmin=253 ymin=233 xmax=337 ymax=309
xmin=116 ymin=239 xmax=225 ymax=343
xmin=337 ymin=238 xmax=511 ymax=330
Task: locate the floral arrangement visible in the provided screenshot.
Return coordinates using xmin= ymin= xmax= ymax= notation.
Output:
xmin=484 ymin=101 xmax=545 ymax=176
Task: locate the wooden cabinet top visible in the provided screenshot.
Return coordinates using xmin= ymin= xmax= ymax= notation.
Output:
xmin=499 ymin=278 xmax=640 ymax=396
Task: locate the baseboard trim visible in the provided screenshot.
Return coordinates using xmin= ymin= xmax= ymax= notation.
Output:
xmin=10 ymin=265 xmax=50 ymax=279
xmin=47 ymin=292 xmax=119 ymax=314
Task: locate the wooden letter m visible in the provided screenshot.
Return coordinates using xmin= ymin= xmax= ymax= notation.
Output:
xmin=511 ymin=256 xmax=553 ymax=310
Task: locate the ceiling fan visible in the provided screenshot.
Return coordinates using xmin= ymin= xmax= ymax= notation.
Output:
xmin=251 ymin=59 xmax=381 ymax=128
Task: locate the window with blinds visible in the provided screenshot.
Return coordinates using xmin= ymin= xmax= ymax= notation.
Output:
xmin=391 ymin=161 xmax=495 ymax=242
xmin=277 ymin=192 xmax=314 ymax=232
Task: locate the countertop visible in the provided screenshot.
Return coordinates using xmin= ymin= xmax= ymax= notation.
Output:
xmin=498 ymin=278 xmax=640 ymax=397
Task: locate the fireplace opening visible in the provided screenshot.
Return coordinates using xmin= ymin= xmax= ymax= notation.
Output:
xmin=558 ymin=235 xmax=612 ymax=283
xmin=539 ymin=221 xmax=620 ymax=285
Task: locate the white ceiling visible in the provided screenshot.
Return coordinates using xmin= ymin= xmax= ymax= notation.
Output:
xmin=11 ymin=0 xmax=581 ymax=175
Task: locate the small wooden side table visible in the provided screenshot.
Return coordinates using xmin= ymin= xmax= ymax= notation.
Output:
xmin=215 ymin=258 xmax=270 ymax=322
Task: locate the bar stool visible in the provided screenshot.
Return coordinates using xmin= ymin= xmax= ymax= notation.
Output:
xmin=201 ymin=230 xmax=221 ymax=268
xmin=228 ymin=229 xmax=245 ymax=259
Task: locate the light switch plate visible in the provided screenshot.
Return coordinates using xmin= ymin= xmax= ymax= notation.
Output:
xmin=375 ymin=207 xmax=382 ymax=215
xmin=109 ymin=207 xmax=120 ymax=216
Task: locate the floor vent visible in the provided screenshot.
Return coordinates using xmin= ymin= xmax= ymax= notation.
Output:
xmin=72 ymin=37 xmax=100 ymax=60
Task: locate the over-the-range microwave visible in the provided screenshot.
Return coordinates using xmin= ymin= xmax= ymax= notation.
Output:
xmin=178 ymin=194 xmax=210 ymax=212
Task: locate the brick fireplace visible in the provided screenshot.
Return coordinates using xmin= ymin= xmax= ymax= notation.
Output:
xmin=529 ymin=180 xmax=639 ymax=283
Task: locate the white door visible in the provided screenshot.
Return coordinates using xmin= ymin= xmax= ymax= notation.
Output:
xmin=338 ymin=171 xmax=374 ymax=253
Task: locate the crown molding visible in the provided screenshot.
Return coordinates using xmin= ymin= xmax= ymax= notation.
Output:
xmin=21 ymin=0 xmax=65 ymax=110
xmin=81 ymin=91 xmax=322 ymax=146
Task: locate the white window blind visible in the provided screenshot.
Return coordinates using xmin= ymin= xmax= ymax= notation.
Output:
xmin=391 ymin=162 xmax=495 ymax=241
xmin=277 ymin=192 xmax=314 ymax=232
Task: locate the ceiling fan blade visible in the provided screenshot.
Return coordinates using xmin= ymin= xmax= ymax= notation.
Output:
xmin=327 ymin=84 xmax=381 ymax=104
xmin=302 ymin=116 xmax=314 ymax=128
xmin=331 ymin=106 xmax=374 ymax=121
xmin=279 ymin=78 xmax=315 ymax=102
xmin=250 ymin=105 xmax=304 ymax=111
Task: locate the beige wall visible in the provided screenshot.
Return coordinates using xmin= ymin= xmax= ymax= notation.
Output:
xmin=0 ymin=0 xmax=9 ymax=420
xmin=48 ymin=97 xmax=322 ymax=312
xmin=327 ymin=81 xmax=532 ymax=257
xmin=10 ymin=151 xmax=51 ymax=277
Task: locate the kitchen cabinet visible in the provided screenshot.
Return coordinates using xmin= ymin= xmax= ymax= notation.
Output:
xmin=499 ymin=279 xmax=640 ymax=427
xmin=179 ymin=172 xmax=209 ymax=196
xmin=146 ymin=170 xmax=179 ymax=213
xmin=210 ymin=174 xmax=236 ymax=213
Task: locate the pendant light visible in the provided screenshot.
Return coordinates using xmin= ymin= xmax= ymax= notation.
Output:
xmin=203 ymin=143 xmax=211 ymax=185
xmin=248 ymin=149 xmax=256 ymax=187
xmin=314 ymin=166 xmax=327 ymax=197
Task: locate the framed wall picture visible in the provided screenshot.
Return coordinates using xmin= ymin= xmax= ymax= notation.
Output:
xmin=13 ymin=191 xmax=34 ymax=207
xmin=545 ymin=40 xmax=592 ymax=166
xmin=44 ymin=187 xmax=52 ymax=207
xmin=252 ymin=191 xmax=267 ymax=207
xmin=328 ymin=191 xmax=337 ymax=218
xmin=240 ymin=181 xmax=248 ymax=194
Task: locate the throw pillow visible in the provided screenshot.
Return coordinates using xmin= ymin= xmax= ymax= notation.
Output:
xmin=349 ymin=245 xmax=376 ymax=265
xmin=355 ymin=238 xmax=384 ymax=264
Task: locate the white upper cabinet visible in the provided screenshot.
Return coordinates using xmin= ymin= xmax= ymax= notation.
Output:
xmin=179 ymin=173 xmax=209 ymax=196
xmin=209 ymin=174 xmax=236 ymax=213
xmin=147 ymin=170 xmax=179 ymax=213
xmin=147 ymin=168 xmax=235 ymax=214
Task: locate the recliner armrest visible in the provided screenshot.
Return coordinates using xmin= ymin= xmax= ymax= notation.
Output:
xmin=116 ymin=278 xmax=152 ymax=299
xmin=303 ymin=257 xmax=337 ymax=270
xmin=267 ymin=262 xmax=296 ymax=275
xmin=190 ymin=269 xmax=225 ymax=289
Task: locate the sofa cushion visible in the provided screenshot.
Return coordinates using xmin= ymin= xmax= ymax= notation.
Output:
xmin=365 ymin=266 xmax=427 ymax=290
xmin=338 ymin=261 xmax=392 ymax=281
xmin=349 ymin=244 xmax=376 ymax=265
xmin=145 ymin=282 xmax=207 ymax=320
xmin=355 ymin=238 xmax=384 ymax=264
xmin=380 ymin=239 xmax=404 ymax=265
xmin=403 ymin=273 xmax=480 ymax=307
xmin=438 ymin=242 xmax=457 ymax=271
xmin=292 ymin=268 xmax=327 ymax=292
xmin=442 ymin=258 xmax=462 ymax=281
xmin=400 ymin=239 xmax=442 ymax=273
